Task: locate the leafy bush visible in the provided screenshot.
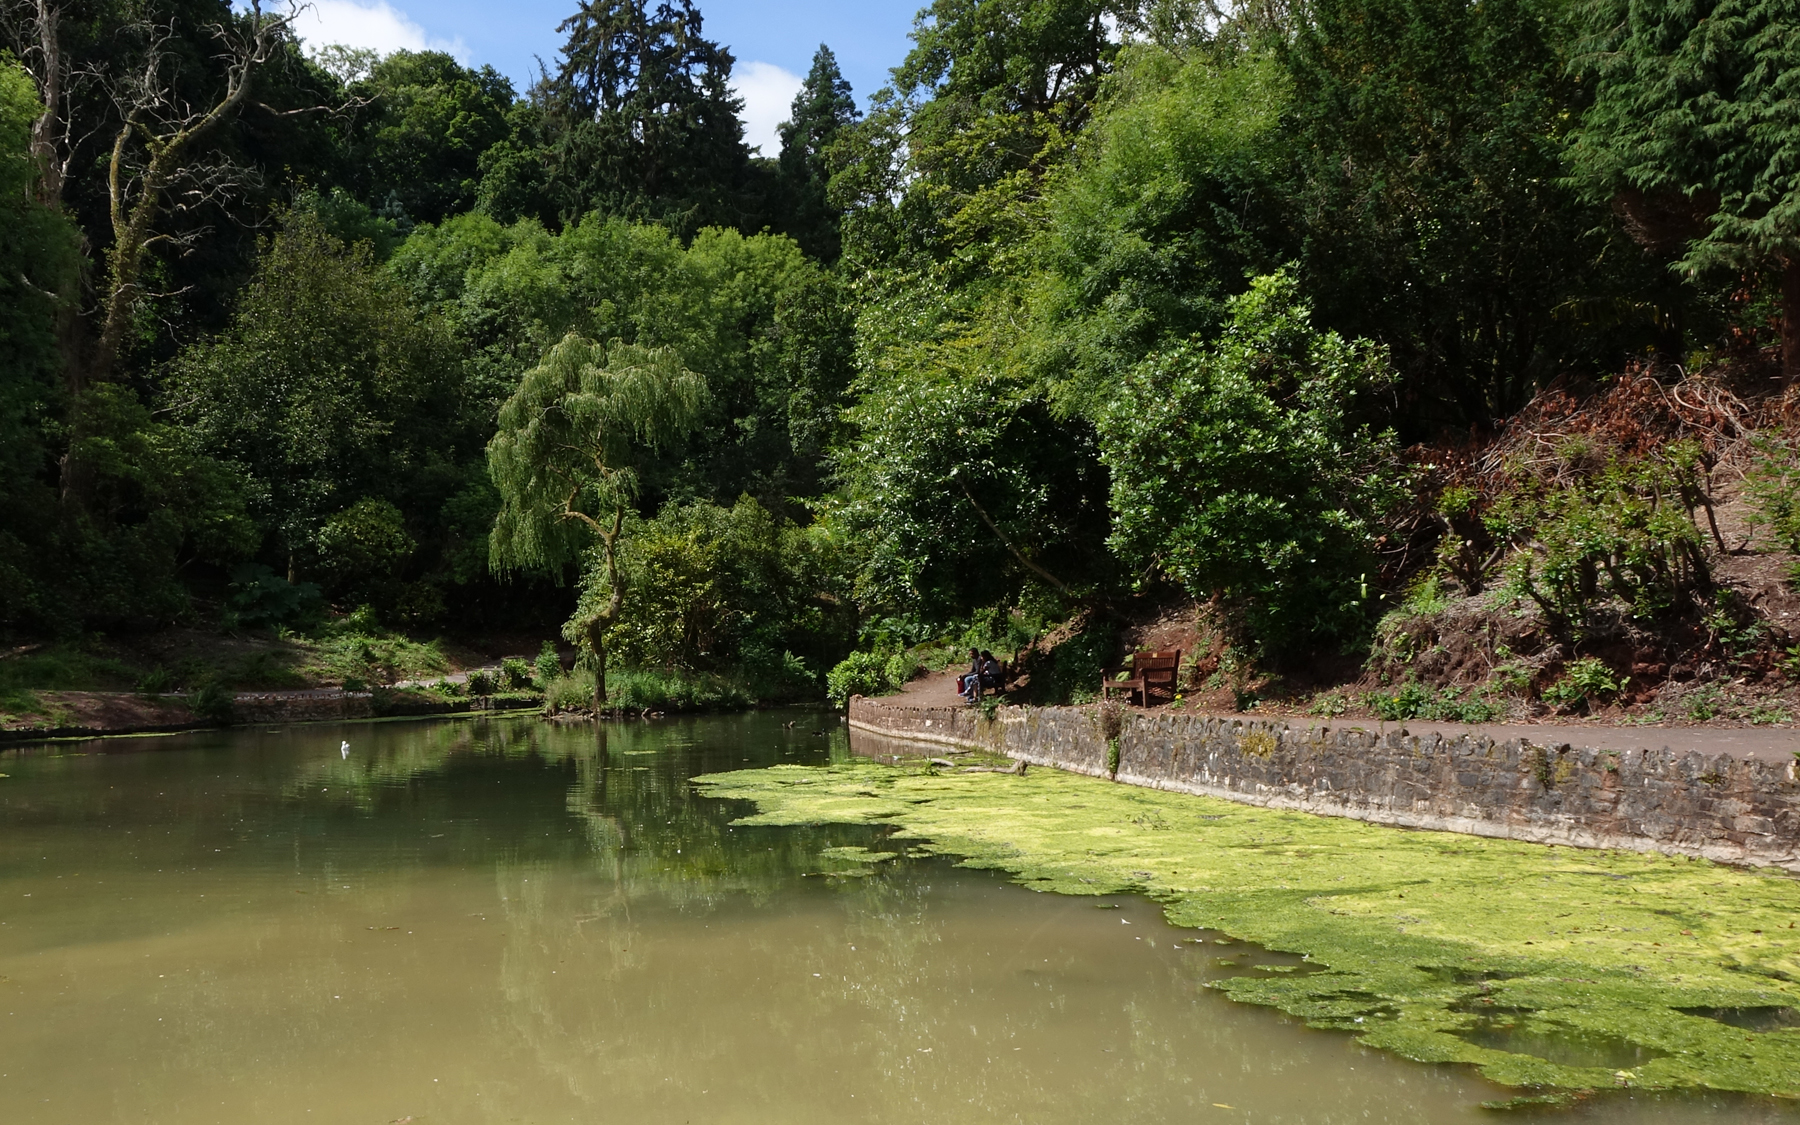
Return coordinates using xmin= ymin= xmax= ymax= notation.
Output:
xmin=1493 ymin=446 xmax=1710 ymax=634
xmin=827 ymin=650 xmax=893 ymax=706
xmin=188 ymin=677 xmax=235 ymax=725
xmin=883 ymin=650 xmax=920 ymax=690
xmin=1747 ymin=434 xmax=1800 ymax=574
xmin=311 ymin=627 xmax=448 ymax=686
xmin=224 ymin=563 xmax=324 ymax=630
xmin=466 ymin=670 xmax=495 ymax=696
xmin=1540 ymin=657 xmax=1627 ymax=710
xmin=314 ymin=497 xmax=414 ymax=598
xmin=607 ymin=669 xmax=751 ymax=713
xmin=1366 ymin=682 xmax=1501 ymax=723
xmin=544 ymin=670 xmax=597 ymax=713
xmin=1048 ymin=622 xmax=1116 ymax=704
xmin=534 ymin=641 xmax=562 ymax=686
xmin=500 ymin=658 xmax=533 ymax=690
xmin=1098 ymin=271 xmax=1401 ymax=656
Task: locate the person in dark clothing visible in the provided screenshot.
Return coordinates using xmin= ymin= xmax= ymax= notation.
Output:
xmin=978 ymin=650 xmax=1003 ymax=693
xmin=957 ymin=647 xmax=982 ymax=703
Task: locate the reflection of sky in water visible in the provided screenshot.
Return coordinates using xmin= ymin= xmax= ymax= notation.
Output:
xmin=0 ymin=715 xmax=1785 ymax=1123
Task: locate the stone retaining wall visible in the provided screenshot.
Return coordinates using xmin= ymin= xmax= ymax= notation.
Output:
xmin=848 ymin=696 xmax=1800 ymax=871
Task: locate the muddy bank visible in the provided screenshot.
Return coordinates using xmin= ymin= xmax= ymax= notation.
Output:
xmin=0 ymin=688 xmax=541 ymax=744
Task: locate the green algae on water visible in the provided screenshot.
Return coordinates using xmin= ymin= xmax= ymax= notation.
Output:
xmin=695 ymin=761 xmax=1800 ymax=1098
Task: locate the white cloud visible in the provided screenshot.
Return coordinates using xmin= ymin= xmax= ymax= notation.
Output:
xmin=292 ymin=0 xmax=467 ymax=62
xmin=732 ymin=61 xmax=804 ymax=157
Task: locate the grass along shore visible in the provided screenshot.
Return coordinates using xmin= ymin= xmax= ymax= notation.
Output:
xmin=696 ymin=757 xmax=1800 ymax=1102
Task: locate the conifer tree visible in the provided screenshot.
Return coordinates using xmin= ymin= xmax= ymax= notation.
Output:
xmin=777 ymin=44 xmax=857 ymax=261
xmin=543 ymin=0 xmax=750 ymax=232
xmin=1571 ymin=0 xmax=1800 ymax=378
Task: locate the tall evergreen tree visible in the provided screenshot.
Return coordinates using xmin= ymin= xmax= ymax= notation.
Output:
xmin=776 ymin=44 xmax=856 ymax=261
xmin=1570 ymin=0 xmax=1800 ymax=379
xmin=542 ymin=0 xmax=750 ymax=233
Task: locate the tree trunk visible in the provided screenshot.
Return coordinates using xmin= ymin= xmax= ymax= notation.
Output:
xmin=1784 ymin=257 xmax=1800 ymax=383
xmin=589 ymin=619 xmax=608 ymax=710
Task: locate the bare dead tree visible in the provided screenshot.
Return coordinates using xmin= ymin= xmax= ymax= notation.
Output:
xmin=90 ymin=1 xmax=299 ymax=386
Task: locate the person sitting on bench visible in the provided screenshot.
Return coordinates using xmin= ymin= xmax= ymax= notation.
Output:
xmin=957 ymin=648 xmax=982 ymax=702
xmin=978 ymin=650 xmax=1003 ymax=694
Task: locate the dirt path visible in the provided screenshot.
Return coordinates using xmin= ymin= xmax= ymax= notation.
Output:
xmin=888 ymin=671 xmax=1800 ymax=764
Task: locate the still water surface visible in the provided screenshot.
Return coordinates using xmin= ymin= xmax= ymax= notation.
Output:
xmin=0 ymin=714 xmax=1789 ymax=1123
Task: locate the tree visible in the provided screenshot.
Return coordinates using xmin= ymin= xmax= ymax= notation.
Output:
xmin=167 ymin=210 xmax=465 ymax=584
xmin=1569 ymin=0 xmax=1800 ymax=379
xmin=776 ymin=44 xmax=856 ymax=260
xmin=7 ymin=0 xmax=304 ymax=386
xmin=1097 ymin=271 xmax=1402 ymax=656
xmin=345 ymin=50 xmax=515 ymax=225
xmin=542 ymin=0 xmax=749 ymax=232
xmin=488 ymin=333 xmax=709 ymax=706
xmin=1280 ymin=0 xmax=1637 ymax=424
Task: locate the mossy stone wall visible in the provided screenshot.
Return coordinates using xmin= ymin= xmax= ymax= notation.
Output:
xmin=847 ymin=696 xmax=1800 ymax=871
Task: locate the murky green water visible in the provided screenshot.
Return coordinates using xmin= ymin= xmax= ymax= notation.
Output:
xmin=0 ymin=714 xmax=1789 ymax=1123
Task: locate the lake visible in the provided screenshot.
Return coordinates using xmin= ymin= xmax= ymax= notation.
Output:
xmin=0 ymin=714 xmax=1787 ymax=1123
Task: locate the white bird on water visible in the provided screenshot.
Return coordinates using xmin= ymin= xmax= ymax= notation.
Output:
xmin=341 ymin=740 xmax=350 ymax=760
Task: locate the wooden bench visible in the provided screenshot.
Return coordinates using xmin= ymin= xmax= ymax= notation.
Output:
xmin=1100 ymin=649 xmax=1182 ymax=707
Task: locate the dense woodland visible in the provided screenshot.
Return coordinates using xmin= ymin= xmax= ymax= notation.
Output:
xmin=4 ymin=0 xmax=1800 ymax=721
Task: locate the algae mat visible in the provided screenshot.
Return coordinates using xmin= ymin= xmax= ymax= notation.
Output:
xmin=694 ymin=761 xmax=1800 ymax=1099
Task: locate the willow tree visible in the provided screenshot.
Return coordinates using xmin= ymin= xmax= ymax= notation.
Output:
xmin=488 ymin=333 xmax=708 ymax=707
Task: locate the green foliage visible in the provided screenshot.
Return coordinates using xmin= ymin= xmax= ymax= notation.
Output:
xmin=776 ymin=45 xmax=858 ymax=261
xmin=500 ymin=658 xmax=532 ymax=690
xmin=882 ymin=650 xmax=920 ymax=690
xmin=490 ymin=333 xmax=709 ymax=573
xmin=224 ymin=564 xmax=325 ymax=631
xmin=1746 ymin=432 xmax=1800 ymax=584
xmin=167 ymin=211 xmax=467 ymax=601
xmin=1493 ymin=449 xmax=1710 ymax=635
xmin=534 ymin=641 xmax=563 ymax=686
xmin=543 ymin=669 xmax=598 ymax=713
xmin=465 ymin=670 xmax=495 ymax=696
xmin=1047 ymin=620 xmax=1116 ymax=704
xmin=535 ymin=0 xmax=754 ymax=234
xmin=1286 ymin=0 xmax=1638 ymax=420
xmin=310 ymin=627 xmax=449 ymax=688
xmin=1570 ymin=0 xmax=1800 ymax=279
xmin=832 ymin=364 xmax=1112 ymax=616
xmin=1099 ymin=271 xmax=1402 ymax=656
xmin=345 ymin=51 xmax=516 ymax=225
xmin=1035 ymin=47 xmax=1289 ymax=409
xmin=314 ymin=498 xmax=415 ymax=602
xmin=1366 ymin=682 xmax=1502 ymax=723
xmin=1540 ymin=657 xmax=1627 ymax=710
xmin=188 ymin=677 xmax=236 ymax=726
xmin=826 ymin=649 xmax=898 ymax=707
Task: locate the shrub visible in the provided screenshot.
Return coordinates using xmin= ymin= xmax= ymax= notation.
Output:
xmin=223 ymin=563 xmax=324 ymax=630
xmin=466 ymin=670 xmax=495 ymax=696
xmin=1098 ymin=271 xmax=1402 ymax=656
xmin=544 ymin=670 xmax=597 ymax=713
xmin=883 ymin=650 xmax=920 ymax=690
xmin=1540 ymin=657 xmax=1627 ymax=710
xmin=1366 ymin=682 xmax=1501 ymax=723
xmin=827 ymin=650 xmax=893 ymax=706
xmin=1493 ymin=447 xmax=1710 ymax=635
xmin=188 ymin=678 xmax=235 ymax=725
xmin=1049 ymin=623 xmax=1116 ymax=704
xmin=500 ymin=658 xmax=533 ymax=690
xmin=533 ymin=641 xmax=562 ymax=686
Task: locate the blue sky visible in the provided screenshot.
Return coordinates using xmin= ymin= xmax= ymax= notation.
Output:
xmin=292 ymin=1 xmax=923 ymax=154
